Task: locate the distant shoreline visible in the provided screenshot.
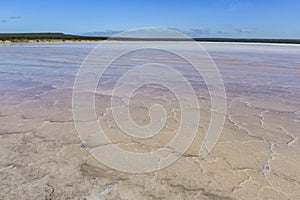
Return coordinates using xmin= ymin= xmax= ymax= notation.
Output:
xmin=1 ymin=33 xmax=300 ymax=44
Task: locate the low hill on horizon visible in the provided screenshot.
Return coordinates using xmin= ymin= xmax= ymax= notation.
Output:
xmin=1 ymin=32 xmax=300 ymax=44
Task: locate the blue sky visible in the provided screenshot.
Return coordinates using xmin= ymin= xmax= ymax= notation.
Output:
xmin=0 ymin=0 xmax=299 ymax=39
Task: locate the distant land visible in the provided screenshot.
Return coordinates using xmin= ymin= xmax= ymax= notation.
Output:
xmin=1 ymin=33 xmax=300 ymax=44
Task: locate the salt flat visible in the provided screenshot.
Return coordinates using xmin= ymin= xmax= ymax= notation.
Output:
xmin=0 ymin=42 xmax=299 ymax=199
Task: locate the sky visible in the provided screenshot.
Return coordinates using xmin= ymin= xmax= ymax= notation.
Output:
xmin=0 ymin=0 xmax=299 ymax=39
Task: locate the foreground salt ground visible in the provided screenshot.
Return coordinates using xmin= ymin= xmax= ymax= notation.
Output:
xmin=0 ymin=42 xmax=299 ymax=199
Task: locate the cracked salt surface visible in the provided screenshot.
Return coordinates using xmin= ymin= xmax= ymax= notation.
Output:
xmin=0 ymin=42 xmax=300 ymax=199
